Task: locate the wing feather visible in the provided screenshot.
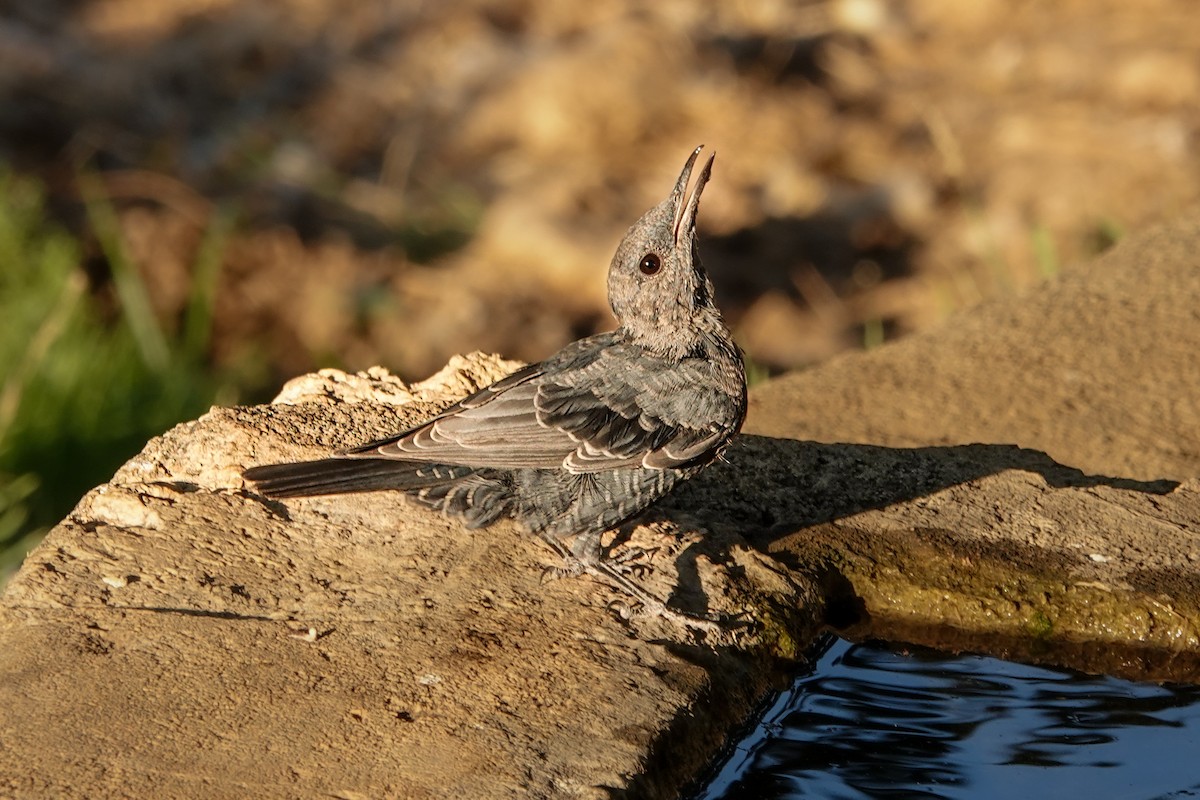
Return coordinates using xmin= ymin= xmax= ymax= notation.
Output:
xmin=342 ymin=336 xmax=740 ymax=473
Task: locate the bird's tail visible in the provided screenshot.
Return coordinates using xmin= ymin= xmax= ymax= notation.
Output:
xmin=243 ymin=458 xmax=461 ymax=498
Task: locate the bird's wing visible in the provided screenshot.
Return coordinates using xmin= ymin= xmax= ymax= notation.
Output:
xmin=343 ymin=341 xmax=739 ymax=473
xmin=541 ymin=343 xmax=741 ymax=472
xmin=342 ymin=362 xmax=569 ymax=468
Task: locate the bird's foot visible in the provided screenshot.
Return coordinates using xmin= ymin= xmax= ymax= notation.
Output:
xmin=581 ymin=560 xmax=738 ymax=634
xmin=539 ymin=532 xmax=746 ymax=634
xmin=603 ymin=545 xmax=660 ymax=578
xmin=605 ymin=595 xmax=728 ymax=634
xmin=539 ymin=557 xmax=586 ymax=584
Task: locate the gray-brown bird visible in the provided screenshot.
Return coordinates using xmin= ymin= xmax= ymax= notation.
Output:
xmin=244 ymin=146 xmax=747 ymax=622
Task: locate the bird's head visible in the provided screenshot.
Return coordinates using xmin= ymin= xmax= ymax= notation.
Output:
xmin=607 ymin=146 xmax=724 ymax=359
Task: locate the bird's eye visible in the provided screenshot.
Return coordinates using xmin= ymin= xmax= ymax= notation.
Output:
xmin=639 ymin=253 xmax=661 ymax=275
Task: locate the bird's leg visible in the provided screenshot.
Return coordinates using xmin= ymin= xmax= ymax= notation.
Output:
xmin=534 ymin=530 xmax=729 ymax=633
xmin=603 ymin=544 xmax=659 ymax=578
xmin=567 ymin=529 xmax=725 ymax=633
xmin=536 ymin=531 xmax=588 ymax=583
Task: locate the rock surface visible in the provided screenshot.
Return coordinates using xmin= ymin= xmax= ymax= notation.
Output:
xmin=0 ymin=355 xmax=815 ymax=800
xmin=3 ymin=216 xmax=1200 ymax=797
xmin=723 ymin=214 xmax=1200 ymax=678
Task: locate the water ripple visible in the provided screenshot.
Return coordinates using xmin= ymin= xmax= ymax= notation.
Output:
xmin=698 ymin=637 xmax=1200 ymax=800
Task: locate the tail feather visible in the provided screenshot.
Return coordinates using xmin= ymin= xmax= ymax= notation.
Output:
xmin=243 ymin=458 xmax=456 ymax=498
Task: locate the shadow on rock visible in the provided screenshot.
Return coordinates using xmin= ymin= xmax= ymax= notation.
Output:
xmin=666 ymin=434 xmax=1178 ymax=549
xmin=656 ymin=435 xmax=1200 ymax=681
xmin=653 ymin=434 xmax=1179 ymax=632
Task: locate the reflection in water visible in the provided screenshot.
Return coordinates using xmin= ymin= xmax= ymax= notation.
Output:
xmin=697 ymin=636 xmax=1200 ymax=800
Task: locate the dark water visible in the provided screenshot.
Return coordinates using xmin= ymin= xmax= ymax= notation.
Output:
xmin=697 ymin=636 xmax=1200 ymax=800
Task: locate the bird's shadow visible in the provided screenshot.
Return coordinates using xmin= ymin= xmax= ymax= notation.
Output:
xmin=656 ymin=434 xmax=1179 ymax=616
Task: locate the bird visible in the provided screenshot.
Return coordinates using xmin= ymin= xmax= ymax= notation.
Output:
xmin=243 ymin=146 xmax=747 ymax=625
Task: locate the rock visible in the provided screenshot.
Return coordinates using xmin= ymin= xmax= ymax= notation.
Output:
xmin=0 ymin=355 xmax=815 ymax=800
xmin=5 ymin=215 xmax=1200 ymax=796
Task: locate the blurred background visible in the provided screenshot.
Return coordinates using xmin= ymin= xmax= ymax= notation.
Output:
xmin=1 ymin=0 xmax=1198 ymax=577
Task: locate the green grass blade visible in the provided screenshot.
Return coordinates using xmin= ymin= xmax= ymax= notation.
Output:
xmin=78 ymin=170 xmax=171 ymax=372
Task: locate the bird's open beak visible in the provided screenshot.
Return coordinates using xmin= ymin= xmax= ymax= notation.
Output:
xmin=671 ymin=145 xmax=716 ymax=245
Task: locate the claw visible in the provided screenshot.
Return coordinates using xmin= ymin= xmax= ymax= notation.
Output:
xmin=540 ymin=557 xmax=584 ymax=584
xmin=621 ymin=563 xmax=654 ymax=579
xmin=606 ymin=598 xmax=640 ymax=621
xmin=605 ymin=544 xmax=661 ymax=569
xmin=538 ymin=530 xmax=745 ymax=635
xmin=581 ymin=558 xmax=728 ymax=633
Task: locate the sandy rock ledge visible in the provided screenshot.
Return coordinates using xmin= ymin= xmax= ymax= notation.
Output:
xmin=0 ymin=354 xmax=818 ymax=800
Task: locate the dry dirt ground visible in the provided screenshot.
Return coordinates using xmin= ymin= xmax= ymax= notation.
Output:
xmin=1 ymin=214 xmax=1199 ymax=798
xmin=3 ymin=0 xmax=1200 ymax=380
